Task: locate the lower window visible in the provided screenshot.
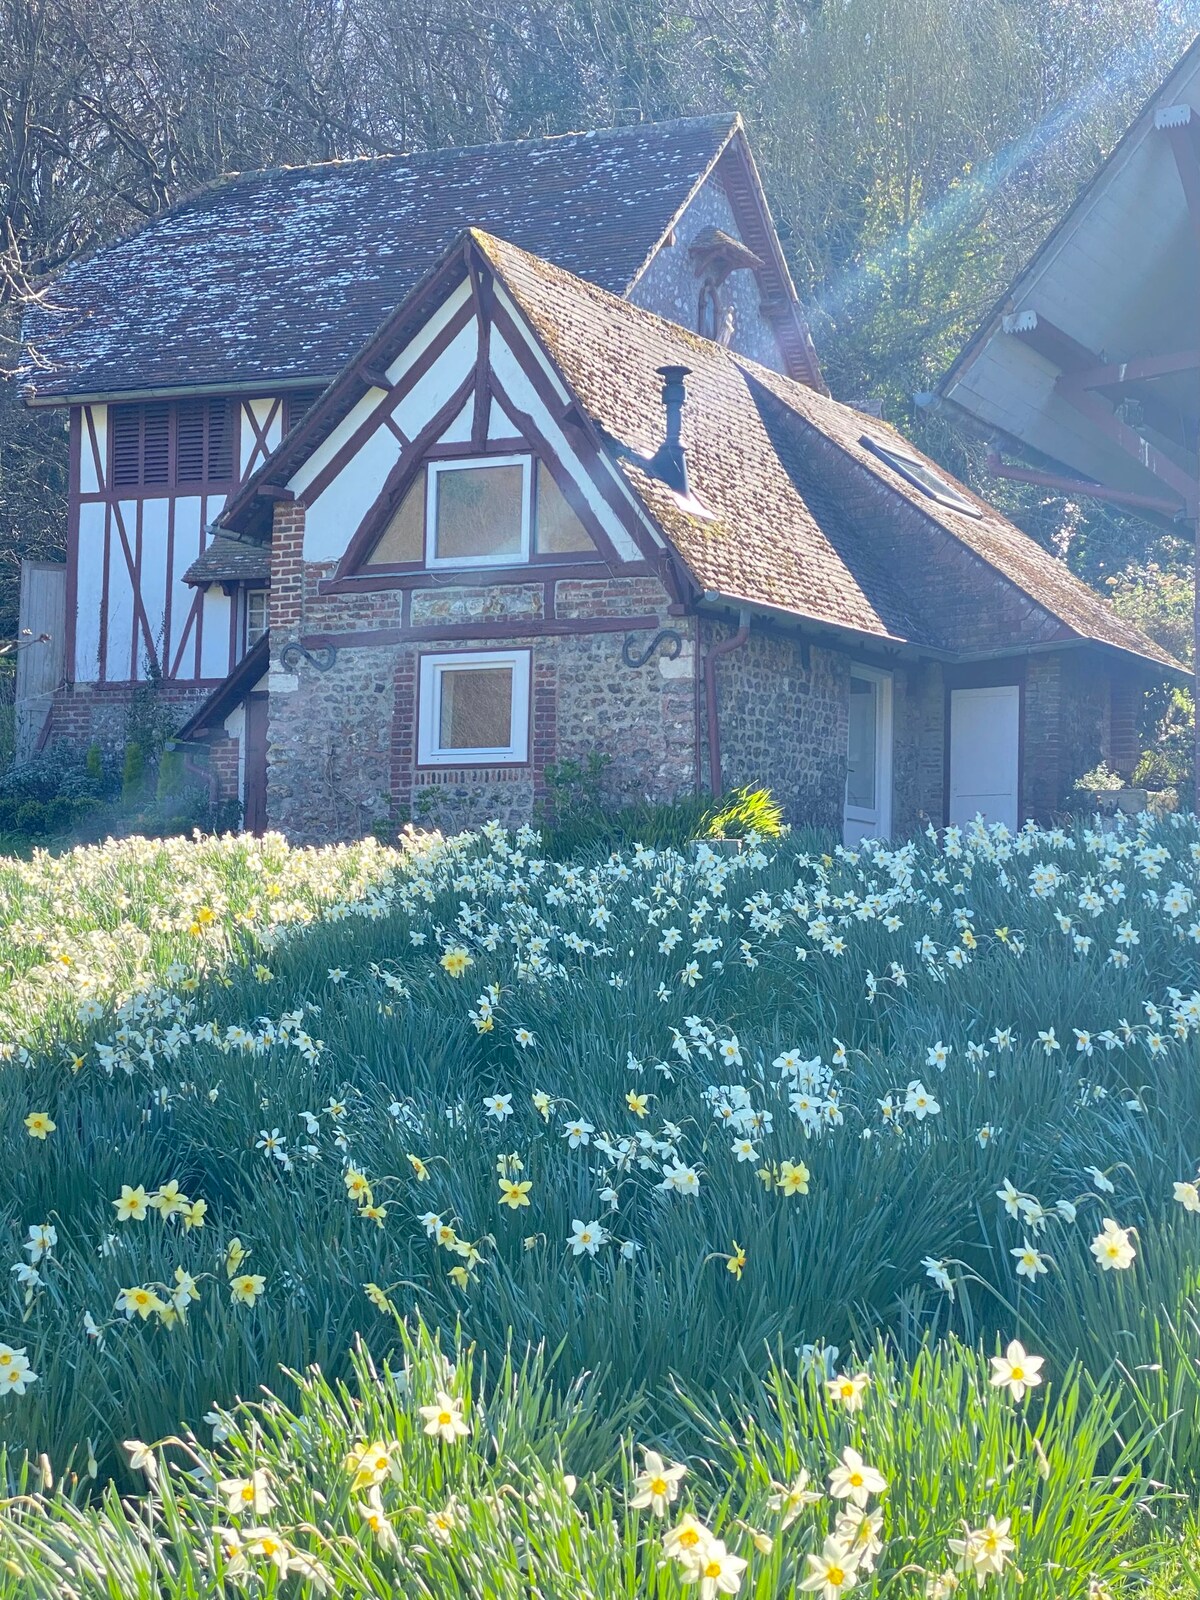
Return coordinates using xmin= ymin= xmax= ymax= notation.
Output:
xmin=417 ymin=649 xmax=531 ymax=766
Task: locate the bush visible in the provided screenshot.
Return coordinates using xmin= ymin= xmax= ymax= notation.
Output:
xmin=705 ymin=785 xmax=784 ymax=839
xmin=120 ymin=741 xmax=146 ymax=806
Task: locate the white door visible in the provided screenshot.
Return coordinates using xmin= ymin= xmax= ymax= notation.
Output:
xmin=949 ymin=685 xmax=1020 ymax=831
xmin=843 ymin=667 xmax=893 ymax=845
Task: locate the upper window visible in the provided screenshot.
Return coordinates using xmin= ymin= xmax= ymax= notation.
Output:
xmin=110 ymin=399 xmax=234 ymax=489
xmin=245 ymin=588 xmax=269 ymax=647
xmin=698 ymin=283 xmax=720 ymax=340
xmin=365 ymin=454 xmax=597 ymax=569
xmin=860 ymin=436 xmax=981 ymax=518
xmin=429 ymin=456 xmax=530 ymax=566
xmin=417 ymin=649 xmax=530 ymax=766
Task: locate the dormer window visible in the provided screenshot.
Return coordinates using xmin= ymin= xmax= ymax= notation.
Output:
xmin=861 ymin=436 xmax=982 ymax=518
xmin=364 ymin=454 xmax=597 ymax=570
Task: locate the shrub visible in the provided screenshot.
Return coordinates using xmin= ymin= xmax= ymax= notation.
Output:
xmin=705 ymin=785 xmax=785 ymax=838
xmin=120 ymin=741 xmax=146 ymax=806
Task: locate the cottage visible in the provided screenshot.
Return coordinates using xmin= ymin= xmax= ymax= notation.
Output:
xmin=19 ymin=117 xmax=1180 ymax=842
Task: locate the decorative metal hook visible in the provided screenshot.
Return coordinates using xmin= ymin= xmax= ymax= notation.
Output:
xmin=622 ymin=628 xmax=683 ymax=669
xmin=279 ymin=641 xmax=337 ymax=673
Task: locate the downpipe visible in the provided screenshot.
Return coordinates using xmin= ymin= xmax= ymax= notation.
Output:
xmin=703 ymin=608 xmax=751 ymax=799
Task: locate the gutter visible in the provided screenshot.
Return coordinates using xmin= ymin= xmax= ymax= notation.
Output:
xmin=703 ymin=606 xmax=750 ymax=798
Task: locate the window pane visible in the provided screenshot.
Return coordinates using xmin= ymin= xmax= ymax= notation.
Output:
xmin=438 ymin=666 xmax=513 ymax=751
xmin=369 ymin=473 xmax=424 ymax=564
xmin=434 ymin=463 xmax=523 ymax=560
xmin=246 ymin=590 xmax=268 ymax=644
xmin=846 ymin=676 xmax=877 ymax=810
xmin=535 ymin=460 xmax=596 ymax=554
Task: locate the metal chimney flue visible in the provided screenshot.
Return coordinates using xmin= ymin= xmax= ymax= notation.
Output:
xmin=649 ymin=364 xmax=691 ymax=497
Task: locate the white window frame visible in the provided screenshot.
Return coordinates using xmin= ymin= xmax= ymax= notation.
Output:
xmin=843 ymin=664 xmax=894 ymax=844
xmin=417 ymin=649 xmax=531 ymax=766
xmin=426 ymin=454 xmax=533 ymax=568
xmin=244 ymin=587 xmax=269 ymax=647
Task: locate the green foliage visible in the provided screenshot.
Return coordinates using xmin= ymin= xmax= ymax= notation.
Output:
xmin=4 ymin=816 xmax=1200 ymax=1585
xmin=0 ymin=1321 xmax=1163 ymax=1599
xmin=85 ymin=742 xmax=104 ymax=784
xmin=538 ymin=761 xmax=785 ymax=856
xmin=121 ymin=741 xmax=145 ymax=806
xmin=154 ymin=748 xmax=186 ymax=803
xmin=705 ymin=786 xmax=784 ymax=840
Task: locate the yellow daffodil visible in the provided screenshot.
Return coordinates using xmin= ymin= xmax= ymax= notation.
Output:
xmin=498 ymin=1177 xmax=533 ymax=1209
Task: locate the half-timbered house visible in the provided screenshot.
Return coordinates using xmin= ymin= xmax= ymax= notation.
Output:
xmin=19 ymin=116 xmax=1182 ymax=840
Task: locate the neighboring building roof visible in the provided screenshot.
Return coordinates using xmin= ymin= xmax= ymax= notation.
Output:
xmin=480 ymin=231 xmax=1182 ymax=672
xmin=24 ymin=115 xmax=819 ymax=402
xmin=223 ymin=227 xmax=1183 ymax=676
xmin=937 ymin=34 xmax=1200 ymax=505
xmin=183 ymin=535 xmax=271 ymax=587
xmin=175 ymin=631 xmax=269 ymax=740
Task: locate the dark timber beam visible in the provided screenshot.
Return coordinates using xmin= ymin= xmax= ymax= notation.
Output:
xmin=1157 ymin=104 xmax=1200 ymax=255
xmin=1002 ymin=311 xmax=1198 ymax=512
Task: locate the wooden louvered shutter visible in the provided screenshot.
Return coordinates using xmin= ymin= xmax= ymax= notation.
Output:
xmin=111 ymin=404 xmax=143 ymax=486
xmin=176 ymin=399 xmax=206 ymax=483
xmin=207 ymin=399 xmax=233 ymax=481
xmin=284 ymin=388 xmax=322 ymax=433
xmin=141 ymin=403 xmax=170 ymax=485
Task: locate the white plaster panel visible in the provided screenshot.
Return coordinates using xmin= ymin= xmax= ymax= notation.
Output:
xmin=291 ymin=391 xmax=386 ymax=498
xmin=290 ymin=282 xmax=472 ymax=499
xmin=303 ymin=425 xmax=404 ymax=562
xmin=488 ymin=324 xmax=652 ymax=559
xmin=384 ymin=279 xmax=472 ymax=385
xmin=107 ymin=510 xmax=136 ymax=680
xmin=137 ymin=498 xmax=170 ymax=677
xmin=81 ymin=405 xmax=108 ymax=494
xmin=224 ymin=702 xmax=246 ymax=804
xmin=200 ymin=588 xmax=232 ymax=680
xmin=438 ymin=397 xmax=475 ymax=444
xmin=74 ymin=502 xmax=106 ymax=681
xmin=390 ymin=318 xmax=477 ymax=439
xmin=241 ymin=397 xmax=282 ymax=477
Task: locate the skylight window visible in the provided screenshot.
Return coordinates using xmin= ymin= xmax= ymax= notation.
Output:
xmin=860 ymin=436 xmax=981 ymax=518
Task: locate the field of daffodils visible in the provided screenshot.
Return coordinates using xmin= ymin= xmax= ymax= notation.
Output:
xmin=3 ymin=815 xmax=1200 ymax=1596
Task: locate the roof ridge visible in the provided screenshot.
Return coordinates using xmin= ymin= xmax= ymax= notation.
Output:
xmin=137 ymin=113 xmax=744 ymax=215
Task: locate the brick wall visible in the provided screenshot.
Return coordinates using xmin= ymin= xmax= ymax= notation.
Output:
xmin=43 ymin=679 xmax=213 ymax=759
xmin=207 ymin=734 xmax=241 ymax=806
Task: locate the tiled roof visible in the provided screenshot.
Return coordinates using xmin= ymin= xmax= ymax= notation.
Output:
xmin=474 ymin=232 xmax=1182 ymax=673
xmin=23 ymin=117 xmax=740 ymax=401
xmin=183 ymin=536 xmax=271 ymax=587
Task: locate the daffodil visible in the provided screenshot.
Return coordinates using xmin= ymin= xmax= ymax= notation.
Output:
xmin=799 ymin=1535 xmax=859 ymax=1598
xmin=989 ymin=1339 xmax=1043 ymax=1401
xmin=1090 ymin=1218 xmax=1136 ymax=1270
xmin=826 ymin=1372 xmax=869 ymax=1412
xmin=229 ymin=1273 xmax=266 ymax=1307
xmin=828 ymin=1447 xmax=887 ymax=1509
xmin=419 ymin=1389 xmax=469 ymax=1442
xmin=113 ymin=1184 xmax=149 ymax=1221
xmin=23 ymin=1111 xmax=55 ymax=1140
xmin=629 ymin=1447 xmax=687 ymax=1514
xmin=218 ymin=1469 xmax=276 ymax=1517
xmin=498 ymin=1177 xmax=533 ymax=1209
xmin=777 ymin=1160 xmax=811 ymax=1196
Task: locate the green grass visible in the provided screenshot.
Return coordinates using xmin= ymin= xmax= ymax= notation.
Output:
xmin=2 ymin=813 xmax=1200 ymax=1592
